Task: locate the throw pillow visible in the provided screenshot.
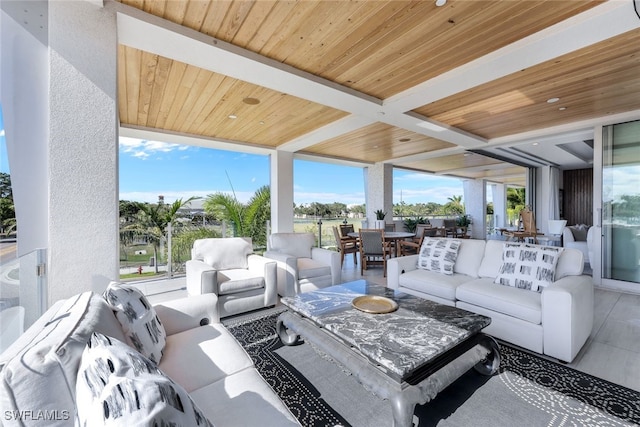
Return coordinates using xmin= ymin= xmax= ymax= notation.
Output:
xmin=569 ymin=224 xmax=589 ymax=241
xmin=76 ymin=332 xmax=213 ymax=426
xmin=494 ymin=243 xmax=564 ymax=292
xmin=103 ymin=282 xmax=166 ymax=364
xmin=417 ymin=238 xmax=461 ymax=275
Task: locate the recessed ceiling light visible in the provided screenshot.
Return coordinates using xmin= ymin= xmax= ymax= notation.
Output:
xmin=435 ymin=0 xmax=447 ymax=6
xmin=532 ymin=142 xmax=539 ymax=146
xmin=259 ymin=121 xmax=265 ymax=125
xmin=243 ymin=97 xmax=260 ymax=105
xmin=546 ymin=97 xmax=560 ymax=104
xmin=228 ymin=114 xmax=237 ymax=119
xmin=558 ymin=107 xmax=567 ymax=111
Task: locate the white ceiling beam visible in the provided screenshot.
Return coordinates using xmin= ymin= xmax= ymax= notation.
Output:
xmin=113 ymin=1 xmax=487 ymax=149
xmin=120 ymin=125 xmax=275 ymax=156
xmin=385 ymin=1 xmax=639 ymax=113
xmin=278 ymin=115 xmax=376 ymax=152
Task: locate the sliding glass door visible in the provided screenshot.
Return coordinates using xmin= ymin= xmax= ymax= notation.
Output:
xmin=602 ymin=120 xmax=640 ymax=284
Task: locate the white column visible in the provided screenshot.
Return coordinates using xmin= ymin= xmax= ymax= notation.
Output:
xmin=365 ymin=163 xmax=393 ymax=226
xmin=270 ymin=150 xmax=294 ymax=233
xmin=48 ymin=1 xmax=119 ymax=302
xmin=537 ymin=166 xmax=552 ymax=234
xmin=463 ymin=179 xmax=487 ymax=239
xmin=2 ymin=1 xmax=120 ymax=306
xmin=491 ymin=183 xmax=507 ymax=231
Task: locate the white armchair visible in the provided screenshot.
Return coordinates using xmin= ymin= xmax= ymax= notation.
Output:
xmin=264 ymin=232 xmax=341 ymax=297
xmin=563 ymin=224 xmax=591 ymax=265
xmin=186 ymin=237 xmax=277 ymax=318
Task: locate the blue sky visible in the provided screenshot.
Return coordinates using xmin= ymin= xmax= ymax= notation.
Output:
xmin=118 ymin=136 xmax=464 ymax=206
xmin=0 ymin=106 xmax=464 ymax=206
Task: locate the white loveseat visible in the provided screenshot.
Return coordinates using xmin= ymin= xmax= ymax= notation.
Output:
xmin=388 ymin=239 xmax=594 ymax=363
xmin=0 ymin=291 xmax=299 ymax=426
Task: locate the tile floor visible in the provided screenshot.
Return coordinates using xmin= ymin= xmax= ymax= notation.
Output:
xmin=138 ymin=255 xmax=640 ymax=392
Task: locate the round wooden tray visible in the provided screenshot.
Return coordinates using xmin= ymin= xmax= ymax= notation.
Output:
xmin=351 ymin=295 xmax=399 ymax=314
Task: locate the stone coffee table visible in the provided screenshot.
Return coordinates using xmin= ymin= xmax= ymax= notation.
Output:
xmin=277 ymin=280 xmax=500 ymax=427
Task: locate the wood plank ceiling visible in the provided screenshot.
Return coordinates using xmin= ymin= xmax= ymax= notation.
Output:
xmin=116 ymin=0 xmax=640 ymax=186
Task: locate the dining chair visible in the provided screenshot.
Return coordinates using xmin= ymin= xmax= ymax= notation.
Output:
xmin=339 ymin=224 xmax=355 ymax=238
xmin=399 ymin=227 xmax=439 ymax=256
xmin=504 ymin=206 xmax=543 ymax=243
xmin=332 ymin=226 xmax=358 ymax=266
xmin=358 ymin=229 xmax=393 ymax=277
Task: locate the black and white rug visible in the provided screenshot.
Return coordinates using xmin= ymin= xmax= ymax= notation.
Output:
xmin=224 ymin=309 xmax=640 ymax=427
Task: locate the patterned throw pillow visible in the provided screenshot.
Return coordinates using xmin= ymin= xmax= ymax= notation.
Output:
xmin=417 ymin=238 xmax=462 ymax=275
xmin=76 ymin=332 xmax=213 ymax=427
xmin=494 ymin=243 xmax=564 ymax=292
xmin=103 ymin=282 xmax=166 ymax=364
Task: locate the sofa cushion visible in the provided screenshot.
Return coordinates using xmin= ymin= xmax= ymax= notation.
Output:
xmin=297 ymin=257 xmax=331 ymax=280
xmin=555 ymin=247 xmax=585 ymax=279
xmin=103 ymin=282 xmax=166 ymax=364
xmin=456 ymin=278 xmax=542 ymax=324
xmin=477 ymin=240 xmax=506 ymax=278
xmin=270 ymin=233 xmax=314 ymax=258
xmin=453 ymin=238 xmax=486 ymax=277
xmin=494 ymin=243 xmax=564 ymax=292
xmin=0 ymin=293 xmax=126 ymax=426
xmin=194 ymin=237 xmax=252 ymax=270
xmin=217 ymin=269 xmax=265 ymax=295
xmin=76 ymin=332 xmax=212 ymax=426
xmin=399 ymin=269 xmax=472 ymax=301
xmin=417 ymin=238 xmax=461 ymax=275
xmin=190 ymin=368 xmax=299 ymax=427
xmin=159 ymin=323 xmax=254 ymax=393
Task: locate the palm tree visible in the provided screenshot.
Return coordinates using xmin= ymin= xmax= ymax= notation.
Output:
xmin=122 ymin=197 xmax=198 ymax=273
xmin=203 ymin=185 xmax=271 ymax=248
xmin=445 ymin=195 xmax=465 ymax=215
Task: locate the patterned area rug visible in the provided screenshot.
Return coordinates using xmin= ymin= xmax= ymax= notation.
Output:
xmin=224 ymin=309 xmax=640 ymax=427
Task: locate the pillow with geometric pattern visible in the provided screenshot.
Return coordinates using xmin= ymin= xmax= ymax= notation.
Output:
xmin=417 ymin=238 xmax=462 ymax=275
xmin=494 ymin=243 xmax=564 ymax=292
xmin=103 ymin=282 xmax=166 ymax=365
xmin=76 ymin=332 xmax=213 ymax=427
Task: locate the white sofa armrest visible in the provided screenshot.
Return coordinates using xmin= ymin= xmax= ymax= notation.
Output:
xmin=186 ymin=259 xmax=219 ymax=295
xmin=154 ymin=294 xmax=220 ymax=336
xmin=542 ymin=274 xmax=594 ymax=362
xmin=311 ymin=247 xmax=342 ymax=285
xmin=263 ymin=250 xmax=298 ymax=296
xmin=562 ymin=227 xmax=577 ymax=243
xmin=247 ymin=254 xmax=278 ymax=306
xmin=387 ymin=255 xmax=419 ymax=289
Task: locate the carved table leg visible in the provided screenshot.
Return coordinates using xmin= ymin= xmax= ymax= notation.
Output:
xmin=276 ymin=315 xmax=299 ymax=346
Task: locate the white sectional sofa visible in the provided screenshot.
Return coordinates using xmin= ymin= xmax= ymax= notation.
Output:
xmin=388 ymin=239 xmax=594 ymax=363
xmin=0 ymin=291 xmax=299 ymax=426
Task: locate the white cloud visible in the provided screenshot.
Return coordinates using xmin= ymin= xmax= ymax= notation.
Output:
xmin=0 ymin=129 xmax=5 ymax=137
xmin=295 ymin=190 xmax=365 ymax=206
xmin=119 ymin=137 xmax=191 ymax=159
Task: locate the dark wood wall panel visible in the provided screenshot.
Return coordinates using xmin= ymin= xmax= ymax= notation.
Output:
xmin=563 ymin=168 xmax=593 ymax=226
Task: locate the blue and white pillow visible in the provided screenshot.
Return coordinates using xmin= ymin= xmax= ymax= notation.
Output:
xmin=494 ymin=243 xmax=564 ymax=292
xmin=76 ymin=332 xmax=213 ymax=427
xmin=417 ymin=238 xmax=461 ymax=275
xmin=103 ymin=282 xmax=166 ymax=364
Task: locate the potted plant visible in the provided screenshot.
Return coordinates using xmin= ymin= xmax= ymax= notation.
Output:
xmin=374 ymin=209 xmax=387 ymax=229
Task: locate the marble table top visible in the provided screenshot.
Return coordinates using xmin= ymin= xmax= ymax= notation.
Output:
xmin=281 ymin=280 xmax=491 ymax=379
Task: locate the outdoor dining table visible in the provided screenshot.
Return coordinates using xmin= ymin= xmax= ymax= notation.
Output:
xmin=348 ymin=231 xmax=415 ymax=257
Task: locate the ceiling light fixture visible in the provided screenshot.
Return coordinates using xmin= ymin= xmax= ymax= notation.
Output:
xmin=243 ymin=97 xmax=260 ymax=105
xmin=558 ymin=107 xmax=567 ymax=111
xmin=546 ymin=97 xmax=560 ymax=104
xmin=435 ymin=0 xmax=447 ymax=6
xmin=228 ymin=114 xmax=237 ymax=119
